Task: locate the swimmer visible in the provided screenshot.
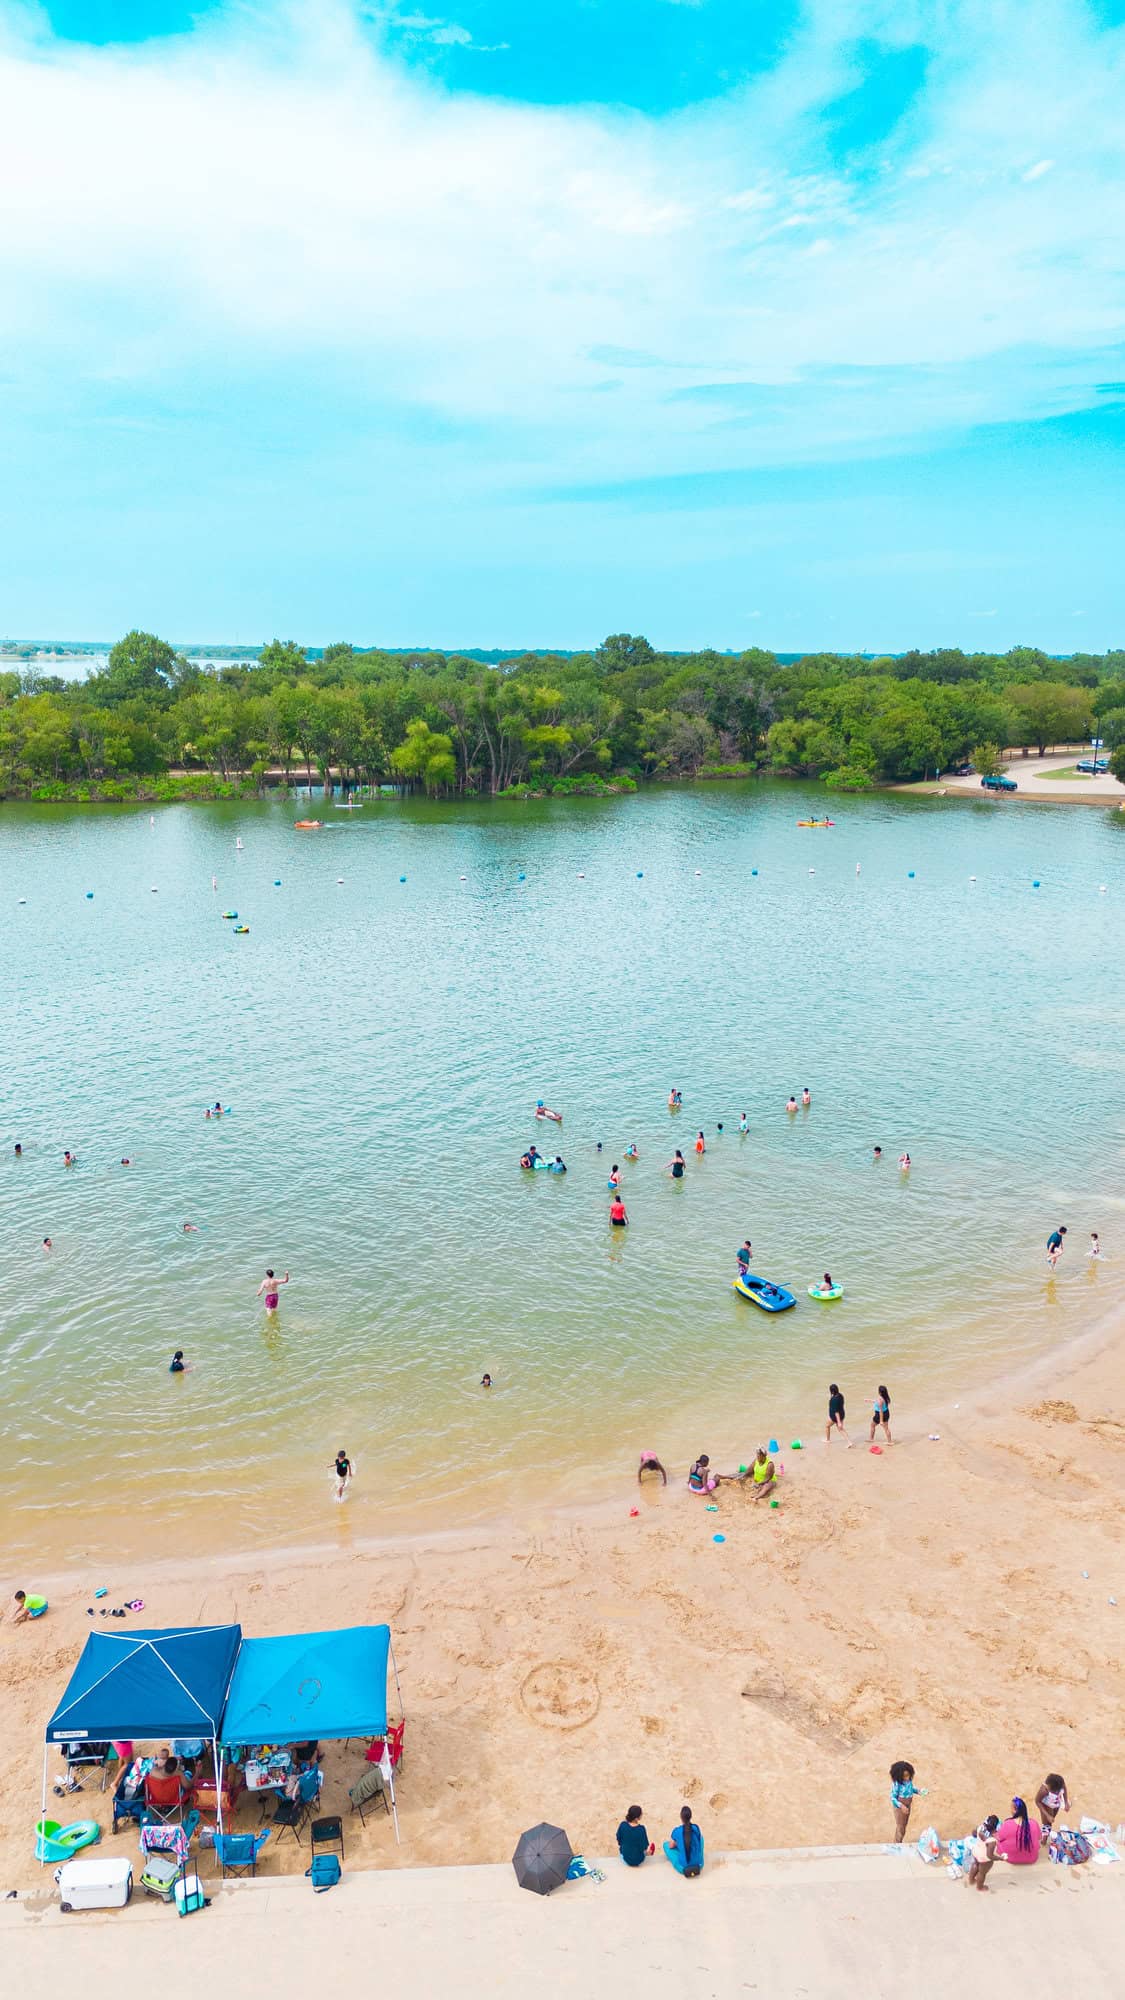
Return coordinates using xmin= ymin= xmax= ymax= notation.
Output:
xmin=624 ymin=1143 xmax=638 ymax=1160
xmin=1089 ymin=1232 xmax=1101 ymax=1258
xmin=596 ymin=1141 xmax=603 ymax=1153
xmin=638 ymin=1451 xmax=667 ymax=1486
xmin=552 ymin=1155 xmax=567 ymax=1173
xmin=607 ymin=1163 xmax=621 ymax=1187
xmin=694 ymin=1131 xmax=705 ymax=1155
xmin=256 ymin=1268 xmax=290 ymax=1313
xmin=873 ymin=1146 xmax=883 ymax=1161
xmin=668 ymin=1088 xmax=682 ymax=1109
xmin=42 ymin=1237 xmax=52 ymax=1253
xmin=63 ymin=1150 xmax=76 ymax=1167
xmin=826 ymin=1382 xmax=851 ymax=1446
xmin=534 ymin=1101 xmax=562 ymax=1123
xmin=481 ymin=1373 xmax=492 ymax=1389
xmin=609 ymin=1194 xmax=629 ymax=1227
xmin=801 ymin=1088 xmax=811 ymax=1107
xmin=786 ymin=1097 xmax=797 ymax=1115
xmin=211 ymin=875 xmax=217 ymax=891
xmin=333 ymin=1448 xmax=354 ymax=1501
xmin=1046 ymin=1224 xmax=1066 ymax=1268
xmin=738 ymin=1114 xmax=748 ymax=1135
xmin=520 ymin=1145 xmax=542 ymax=1169
xmin=665 ymin=1150 xmax=686 ymax=1180
xmin=120 ymin=1157 xmax=132 ymax=1167
xmin=169 ymin=1349 xmax=186 ymax=1374
xmin=898 ymin=1152 xmax=911 ymax=1170
xmin=213 ymin=1102 xmax=223 ymax=1117
xmin=716 ymin=1122 xmax=723 ymax=1134
xmin=736 ymin=1240 xmax=752 ymax=1273
xmin=182 ymin=1222 xmax=202 ymax=1233
xmin=14 ymin=1143 xmax=22 ymax=1157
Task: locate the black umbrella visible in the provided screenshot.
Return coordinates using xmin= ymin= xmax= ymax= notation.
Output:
xmin=512 ymin=1821 xmax=573 ymax=1895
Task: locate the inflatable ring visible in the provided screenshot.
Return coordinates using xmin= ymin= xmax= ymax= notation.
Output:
xmin=808 ymin=1284 xmax=843 ymax=1301
xmin=36 ymin=1817 xmax=101 ymax=1862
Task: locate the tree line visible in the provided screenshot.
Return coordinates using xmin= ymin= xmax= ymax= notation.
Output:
xmin=2 ymin=630 xmax=1124 ymax=801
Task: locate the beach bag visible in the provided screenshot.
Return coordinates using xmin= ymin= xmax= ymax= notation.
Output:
xmin=306 ymin=1855 xmax=341 ymax=1894
xmin=1048 ymin=1828 xmax=1091 ymax=1866
xmin=915 ymin=1826 xmax=941 ymax=1863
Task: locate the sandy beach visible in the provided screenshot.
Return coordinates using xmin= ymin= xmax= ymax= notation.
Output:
xmin=4 ymin=1296 xmax=1125 ymax=1895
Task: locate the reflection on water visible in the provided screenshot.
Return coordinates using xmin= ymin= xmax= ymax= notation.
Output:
xmin=1 ymin=782 xmax=1123 ymax=1562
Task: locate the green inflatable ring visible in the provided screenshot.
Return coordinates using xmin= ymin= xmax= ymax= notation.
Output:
xmin=808 ymin=1283 xmax=843 ymax=1301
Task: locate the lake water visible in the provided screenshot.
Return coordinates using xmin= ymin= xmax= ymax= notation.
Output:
xmin=2 ymin=782 xmax=1124 ymax=1564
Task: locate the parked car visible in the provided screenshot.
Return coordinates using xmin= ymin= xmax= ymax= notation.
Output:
xmin=948 ymin=762 xmax=973 ymax=777
xmin=981 ymin=774 xmax=1018 ymax=792
xmin=1075 ymin=759 xmax=1109 ymax=773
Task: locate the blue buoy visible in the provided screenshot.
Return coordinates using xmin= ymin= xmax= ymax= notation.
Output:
xmin=751 ymin=868 xmax=758 ymax=876
xmin=908 ymin=871 xmax=915 ymax=879
xmin=85 ymin=891 xmax=94 ymax=899
xmin=400 ymin=876 xmax=406 ymax=883
xmin=1033 ymin=879 xmax=1040 ymax=888
xmin=636 ymin=871 xmax=643 ymax=878
xmin=518 ymin=873 xmax=526 ymax=881
xmin=274 ymin=879 xmax=281 ymax=886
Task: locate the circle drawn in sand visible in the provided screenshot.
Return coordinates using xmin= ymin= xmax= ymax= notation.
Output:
xmin=520 ymin=1662 xmax=601 ymax=1731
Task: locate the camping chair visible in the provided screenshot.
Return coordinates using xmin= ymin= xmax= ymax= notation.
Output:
xmin=311 ymin=1816 xmax=344 ymax=1863
xmin=143 ymin=1770 xmax=189 ymax=1825
xmin=59 ymin=1741 xmax=113 ymax=1793
xmin=214 ymin=1830 xmax=270 ymax=1879
xmin=365 ymin=1719 xmax=405 ymax=1773
xmin=348 ymin=1764 xmax=388 ymax=1826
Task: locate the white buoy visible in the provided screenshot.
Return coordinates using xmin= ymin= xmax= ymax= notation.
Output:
xmin=1099 ymin=885 xmax=1107 ymax=893
xmin=211 ymin=876 xmax=217 ymax=891
xmin=149 ymin=815 xmax=154 ymax=828
xmin=577 ymin=872 xmax=585 ymax=879
xmin=855 ymin=862 xmax=860 ymax=874
xmin=337 ymin=877 xmax=344 ymax=884
xmin=460 ymin=875 xmax=466 ymax=881
xmin=236 ymin=838 xmax=243 ymax=850
xmin=18 ymin=897 xmax=26 ymax=905
xmin=809 ymin=867 xmax=815 ymax=875
xmin=969 ymin=875 xmax=976 ymax=882
xmin=694 ymin=869 xmax=701 ymax=876
xmin=151 ymin=887 xmax=158 ymax=893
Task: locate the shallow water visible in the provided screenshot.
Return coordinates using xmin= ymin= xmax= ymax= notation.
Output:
xmin=2 ymin=782 xmax=1123 ymax=1563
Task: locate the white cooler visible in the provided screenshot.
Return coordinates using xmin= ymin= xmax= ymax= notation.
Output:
xmin=56 ymin=1855 xmax=133 ymax=1911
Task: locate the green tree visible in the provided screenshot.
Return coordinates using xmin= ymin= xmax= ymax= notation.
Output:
xmin=96 ymin=630 xmax=182 ymax=705
xmin=390 ymin=719 xmax=456 ymax=793
xmin=972 ymin=741 xmax=1002 ymax=778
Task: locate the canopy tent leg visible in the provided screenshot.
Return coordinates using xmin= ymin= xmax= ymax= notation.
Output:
xmin=39 ymin=1742 xmax=49 ymax=1864
xmin=388 ymin=1766 xmax=400 ymax=1845
xmin=215 ymin=1739 xmax=224 ymax=1837
xmin=389 ymin=1636 xmax=405 ymax=1719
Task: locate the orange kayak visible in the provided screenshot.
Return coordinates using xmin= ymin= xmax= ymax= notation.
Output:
xmin=294 ymin=820 xmax=322 ymax=829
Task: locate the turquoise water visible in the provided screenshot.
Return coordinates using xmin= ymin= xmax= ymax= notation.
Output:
xmin=2 ymin=783 xmax=1123 ymax=1563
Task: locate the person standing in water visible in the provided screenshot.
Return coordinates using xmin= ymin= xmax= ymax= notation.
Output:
xmin=801 ymin=1087 xmax=811 ymax=1107
xmin=333 ymin=1448 xmax=354 ymax=1501
xmin=736 ymin=1240 xmax=753 ymax=1275
xmin=1046 ymin=1225 xmax=1067 ymax=1268
xmin=1089 ymin=1232 xmax=1101 ymax=1258
xmin=609 ymin=1194 xmax=629 ymax=1227
xmin=665 ymin=1151 xmax=686 ymax=1180
xmin=785 ymin=1097 xmax=797 ymax=1115
xmin=694 ymin=1131 xmax=706 ymax=1155
xmin=873 ymin=1146 xmax=883 ymax=1162
xmin=667 ymin=1087 xmax=682 ymax=1109
xmin=738 ymin=1113 xmax=749 ymax=1134
xmin=257 ymin=1269 xmax=290 ymax=1313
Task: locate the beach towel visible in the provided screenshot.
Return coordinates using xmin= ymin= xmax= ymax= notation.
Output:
xmin=1048 ymin=1828 xmax=1091 ymax=1866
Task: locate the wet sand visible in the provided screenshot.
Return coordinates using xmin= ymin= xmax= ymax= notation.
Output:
xmin=3 ymin=1296 xmax=1124 ymax=1894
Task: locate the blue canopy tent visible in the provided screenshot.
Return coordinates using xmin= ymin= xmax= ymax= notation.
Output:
xmin=220 ymin=1624 xmax=401 ymax=1839
xmin=42 ymin=1625 xmax=242 ymax=1852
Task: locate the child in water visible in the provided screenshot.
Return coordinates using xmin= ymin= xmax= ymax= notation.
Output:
xmin=333 ymin=1449 xmax=354 ymax=1501
xmin=694 ymin=1131 xmax=705 ymax=1155
xmin=1090 ymin=1232 xmax=1101 ymax=1258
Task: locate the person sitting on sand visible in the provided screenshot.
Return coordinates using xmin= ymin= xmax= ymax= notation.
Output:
xmin=1035 ymin=1774 xmax=1070 ymax=1832
xmin=616 ymin=1805 xmax=654 ymax=1867
xmin=996 ymin=1797 xmax=1041 ymax=1865
xmin=742 ymin=1447 xmax=776 ymax=1497
xmin=663 ymin=1804 xmax=703 ymax=1877
xmin=889 ymin=1761 xmax=923 ymax=1843
xmin=969 ymin=1815 xmax=1000 ymax=1891
xmin=687 ymin=1455 xmax=717 ymax=1494
xmin=8 ymin=1589 xmax=46 ymax=1625
xmin=638 ymin=1451 xmax=667 ymax=1486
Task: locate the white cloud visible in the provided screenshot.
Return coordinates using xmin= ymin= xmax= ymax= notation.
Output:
xmin=0 ymin=0 xmax=1122 ymax=494
xmin=1022 ymin=158 xmax=1055 ymax=181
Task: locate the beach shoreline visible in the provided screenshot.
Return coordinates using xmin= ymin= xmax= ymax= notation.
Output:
xmin=4 ymin=1282 xmax=1123 ymax=1897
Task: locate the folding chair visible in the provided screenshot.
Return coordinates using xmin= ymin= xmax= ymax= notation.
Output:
xmin=311 ymin=1816 xmax=344 ymax=1863
xmin=268 ymin=1796 xmax=305 ymax=1846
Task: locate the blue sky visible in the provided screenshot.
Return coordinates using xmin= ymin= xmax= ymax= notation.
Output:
xmin=1 ymin=0 xmax=1124 ymax=649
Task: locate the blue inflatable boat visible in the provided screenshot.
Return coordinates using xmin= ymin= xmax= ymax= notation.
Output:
xmin=732 ymin=1273 xmax=796 ymax=1313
